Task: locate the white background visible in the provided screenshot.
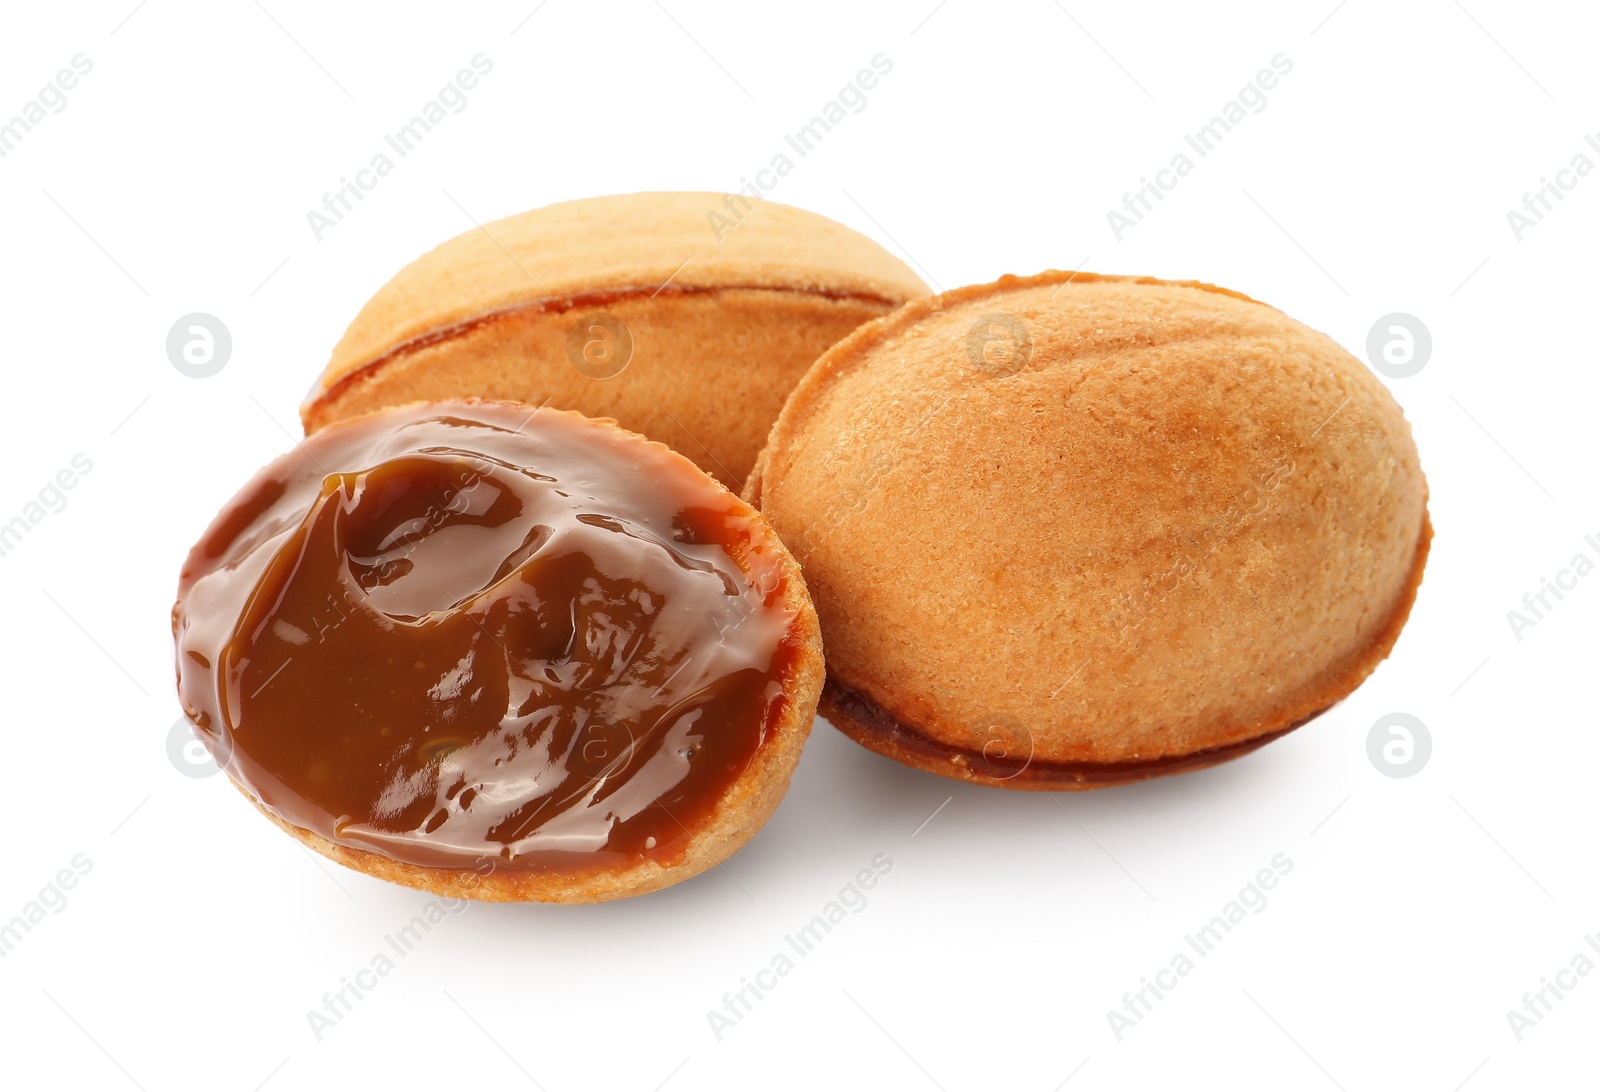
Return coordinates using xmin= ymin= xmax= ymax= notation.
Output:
xmin=1 ymin=1 xmax=1595 ymax=1089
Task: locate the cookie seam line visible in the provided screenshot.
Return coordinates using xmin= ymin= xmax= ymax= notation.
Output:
xmin=305 ymin=281 xmax=907 ymax=420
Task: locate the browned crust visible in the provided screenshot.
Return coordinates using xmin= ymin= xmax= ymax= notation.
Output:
xmin=305 ymin=191 xmax=930 ymax=411
xmin=817 ymin=510 xmax=1432 ymax=789
xmin=745 ymin=270 xmax=1433 ymax=789
xmin=744 ymin=271 xmax=1281 ymax=503
xmin=223 ymin=400 xmax=826 ymax=902
xmin=302 ymin=282 xmax=902 ymax=433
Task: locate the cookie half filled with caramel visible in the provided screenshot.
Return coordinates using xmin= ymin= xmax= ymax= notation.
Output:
xmin=302 ymin=192 xmax=929 ymax=488
xmin=174 ymin=399 xmax=823 ymax=901
xmin=746 ymin=272 xmax=1430 ymax=789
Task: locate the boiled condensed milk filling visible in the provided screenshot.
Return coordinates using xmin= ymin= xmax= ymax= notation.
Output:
xmin=173 ymin=401 xmax=800 ymax=873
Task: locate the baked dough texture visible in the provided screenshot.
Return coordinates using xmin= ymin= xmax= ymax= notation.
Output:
xmin=303 ymin=192 xmax=929 ymax=488
xmin=746 ymin=272 xmax=1431 ymax=788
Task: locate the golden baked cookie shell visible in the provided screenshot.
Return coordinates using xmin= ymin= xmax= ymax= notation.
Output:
xmin=747 ymin=271 xmax=1431 ymax=788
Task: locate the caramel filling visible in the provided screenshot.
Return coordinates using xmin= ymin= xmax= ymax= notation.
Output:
xmin=822 ymin=680 xmax=1308 ymax=788
xmin=174 ymin=401 xmax=799 ymax=872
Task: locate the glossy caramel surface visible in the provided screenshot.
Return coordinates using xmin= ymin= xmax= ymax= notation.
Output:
xmin=174 ymin=401 xmax=797 ymax=873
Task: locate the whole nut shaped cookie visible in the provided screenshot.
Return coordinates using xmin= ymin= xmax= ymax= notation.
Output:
xmin=746 ymin=272 xmax=1431 ymax=789
xmin=303 ymin=192 xmax=929 ymax=488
